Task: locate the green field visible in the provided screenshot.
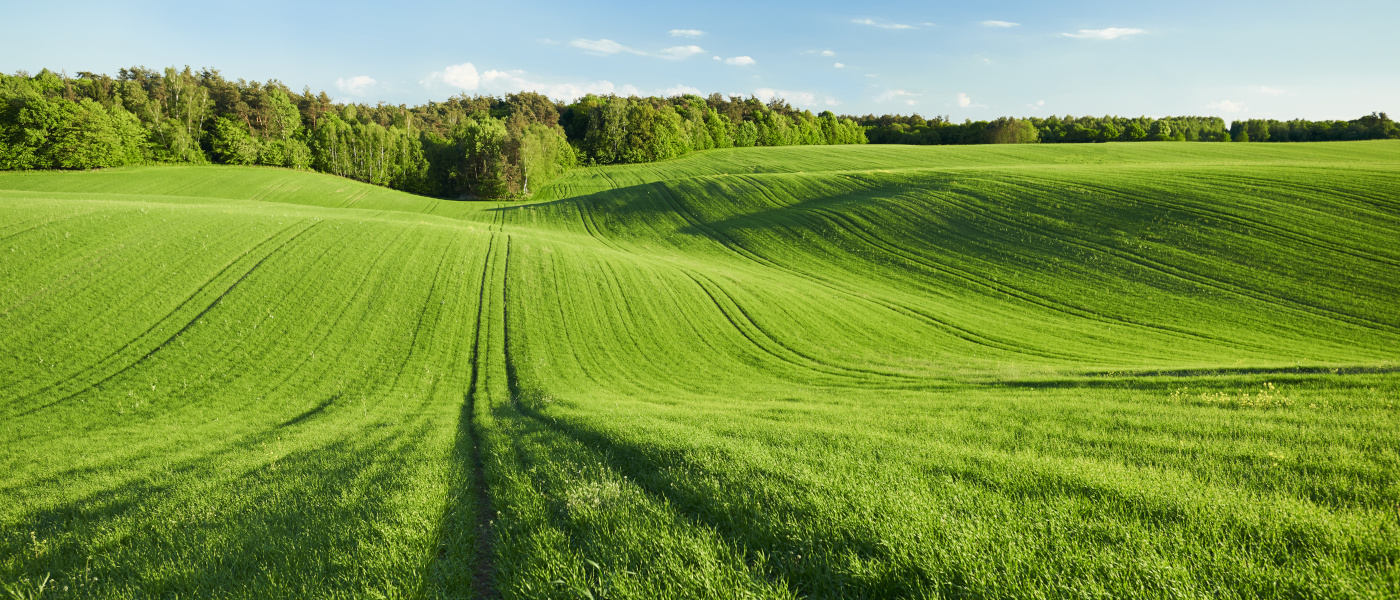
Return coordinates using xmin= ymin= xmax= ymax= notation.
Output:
xmin=2 ymin=142 xmax=1398 ymax=599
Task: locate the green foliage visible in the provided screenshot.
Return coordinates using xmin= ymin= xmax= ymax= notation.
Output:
xmin=1149 ymin=119 xmax=1172 ymax=141
xmin=734 ymin=120 xmax=759 ymax=147
xmin=515 ymin=122 xmax=576 ymax=194
xmin=0 ymin=93 xmax=145 ymax=170
xmin=211 ymin=116 xmax=260 ymax=165
xmin=863 ymin=114 xmax=1303 ymax=146
xmin=1 ymin=66 xmax=1394 ymax=200
xmin=985 ymin=117 xmax=1041 ymax=143
xmin=1125 ymin=121 xmax=1148 ymax=140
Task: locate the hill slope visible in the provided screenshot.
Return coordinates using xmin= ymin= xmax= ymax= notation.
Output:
xmin=2 ymin=142 xmax=1398 ymax=599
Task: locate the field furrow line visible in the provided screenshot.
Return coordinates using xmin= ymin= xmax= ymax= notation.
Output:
xmin=11 ymin=221 xmax=324 ymax=415
xmin=1021 ymin=172 xmax=1400 ymax=269
xmin=387 ymin=232 xmax=458 ymax=391
xmin=2 ymin=220 xmax=307 ymax=406
xmin=210 ymin=224 xmax=417 ymax=409
xmin=807 ymin=195 xmax=1233 ymax=354
xmin=930 ymin=182 xmax=1400 ymax=335
xmin=894 ymin=192 xmax=1316 ymax=351
xmin=682 ymin=270 xmax=905 ymax=382
xmin=726 ymin=175 xmax=1104 ymax=362
xmin=658 ymin=179 xmax=1039 ymax=367
xmin=804 ymin=206 xmax=1095 ymax=361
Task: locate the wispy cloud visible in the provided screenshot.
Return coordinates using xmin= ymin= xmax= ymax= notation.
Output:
xmin=571 ymin=38 xmax=706 ymax=59
xmin=658 ymin=45 xmax=705 ymax=59
xmin=834 ymin=62 xmax=845 ymax=68
xmin=1207 ymin=100 xmax=1246 ymax=113
xmin=335 ymin=75 xmax=377 ymax=95
xmin=1027 ymin=99 xmax=1045 ymax=110
xmin=669 ymin=29 xmax=704 ymax=38
xmin=1062 ymin=27 xmax=1146 ymax=40
xmin=852 ymin=18 xmax=915 ymax=30
xmin=719 ymin=56 xmax=756 ymax=66
xmin=422 ymin=63 xmax=640 ymax=100
xmin=570 ymin=38 xmax=647 ymax=55
xmin=957 ymin=92 xmax=987 ymax=108
xmin=756 ymin=88 xmax=841 ymax=108
xmin=822 ymin=50 xmax=836 ymax=57
xmin=662 ymin=84 xmax=703 ymax=96
xmin=876 ymin=89 xmax=921 ymax=105
xmin=1258 ymin=86 xmax=1285 ymax=96
xmin=981 ymin=20 xmax=1019 ymax=27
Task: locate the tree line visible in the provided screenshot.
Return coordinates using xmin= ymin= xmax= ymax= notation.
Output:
xmin=2 ymin=67 xmax=1396 ymax=198
xmin=860 ymin=112 xmax=1399 ymax=145
xmin=0 ymin=68 xmax=864 ymax=198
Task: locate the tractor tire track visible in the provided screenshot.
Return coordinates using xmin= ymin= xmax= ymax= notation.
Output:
xmin=463 ymin=227 xmax=502 ymax=599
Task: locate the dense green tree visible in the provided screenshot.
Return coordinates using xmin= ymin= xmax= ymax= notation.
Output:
xmin=211 ymin=116 xmax=259 ymax=165
xmin=985 ymin=117 xmax=1040 ymax=144
xmin=1125 ymin=122 xmax=1147 ymax=141
xmin=3 ymin=66 xmax=1392 ymax=197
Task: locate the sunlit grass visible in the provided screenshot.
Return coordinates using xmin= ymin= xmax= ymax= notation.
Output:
xmin=2 ymin=141 xmax=1398 ymax=598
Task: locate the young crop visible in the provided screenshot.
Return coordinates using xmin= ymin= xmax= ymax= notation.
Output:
xmin=1 ymin=141 xmax=1398 ymax=599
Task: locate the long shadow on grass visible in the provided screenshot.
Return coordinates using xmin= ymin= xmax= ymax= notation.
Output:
xmin=423 ymin=394 xmax=490 ymax=599
xmin=3 ymin=415 xmax=442 ymax=599
xmin=501 ymin=392 xmax=949 ymax=599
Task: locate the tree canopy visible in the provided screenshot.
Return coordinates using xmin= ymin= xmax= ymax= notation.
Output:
xmin=3 ymin=67 xmax=1395 ymax=198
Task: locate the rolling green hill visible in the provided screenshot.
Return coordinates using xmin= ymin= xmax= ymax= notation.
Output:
xmin=2 ymin=142 xmax=1398 ymax=599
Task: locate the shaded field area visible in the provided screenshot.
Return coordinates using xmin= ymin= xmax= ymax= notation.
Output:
xmin=2 ymin=142 xmax=1398 ymax=599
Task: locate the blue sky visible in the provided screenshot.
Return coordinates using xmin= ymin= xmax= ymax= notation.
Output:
xmin=4 ymin=0 xmax=1396 ymax=119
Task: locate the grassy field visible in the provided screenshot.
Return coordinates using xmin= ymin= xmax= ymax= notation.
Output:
xmin=2 ymin=141 xmax=1398 ymax=599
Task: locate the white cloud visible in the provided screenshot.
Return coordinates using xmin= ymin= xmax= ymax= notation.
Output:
xmin=875 ymin=89 xmax=921 ymax=103
xmin=822 ymin=50 xmax=836 ymax=57
xmin=722 ymin=56 xmax=756 ymax=66
xmin=662 ymin=84 xmax=703 ymax=97
xmin=755 ymin=88 xmax=841 ymax=108
xmin=852 ymin=18 xmax=915 ymax=30
xmin=335 ymin=75 xmax=376 ymax=95
xmin=659 ymin=45 xmax=705 ymax=59
xmin=570 ymin=38 xmax=647 ymax=55
xmin=981 ymin=20 xmax=1019 ymax=27
xmin=571 ymin=38 xmax=705 ymax=59
xmin=420 ymin=63 xmax=480 ymax=90
xmin=483 ymin=69 xmax=640 ymax=100
xmin=1207 ymin=100 xmax=1247 ymax=113
xmin=957 ymin=92 xmax=987 ymax=108
xmin=1258 ymin=86 xmax=1285 ymax=96
xmin=1062 ymin=27 xmax=1146 ymax=40
xmin=669 ymin=29 xmax=704 ymax=38
xmin=424 ymin=64 xmax=641 ymax=100
xmin=834 ymin=62 xmax=845 ymax=68
xmin=1027 ymin=99 xmax=1045 ymax=110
